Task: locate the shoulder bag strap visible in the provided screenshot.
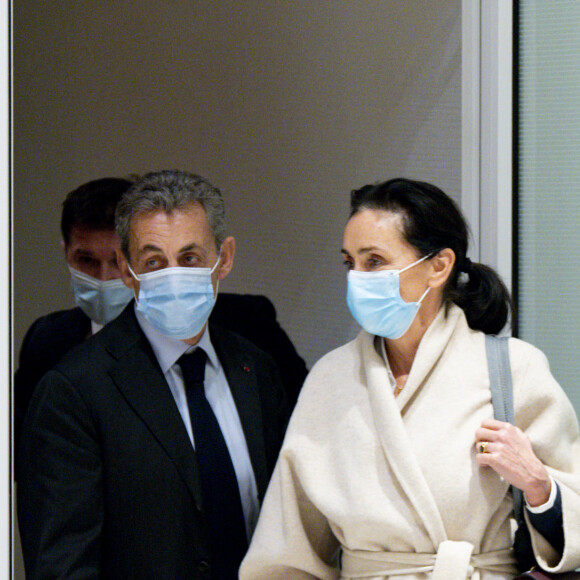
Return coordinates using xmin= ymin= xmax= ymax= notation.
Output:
xmin=485 ymin=335 xmax=524 ymax=519
xmin=485 ymin=336 xmax=525 ymax=522
xmin=485 ymin=335 xmax=539 ymax=573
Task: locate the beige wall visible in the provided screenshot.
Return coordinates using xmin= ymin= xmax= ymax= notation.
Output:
xmin=13 ymin=0 xmax=461 ymax=575
xmin=14 ymin=0 xmax=461 ymax=367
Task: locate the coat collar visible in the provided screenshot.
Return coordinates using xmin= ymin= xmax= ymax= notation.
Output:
xmin=396 ymin=304 xmax=465 ymax=411
xmin=356 ymin=304 xmax=470 ymax=551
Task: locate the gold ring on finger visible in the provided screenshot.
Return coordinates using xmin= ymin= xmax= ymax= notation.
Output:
xmin=479 ymin=441 xmax=489 ymax=454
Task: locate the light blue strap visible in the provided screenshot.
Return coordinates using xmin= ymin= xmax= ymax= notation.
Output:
xmin=485 ymin=335 xmax=514 ymax=424
xmin=485 ymin=335 xmax=524 ymax=522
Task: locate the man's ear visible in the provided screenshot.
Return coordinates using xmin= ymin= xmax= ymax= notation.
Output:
xmin=216 ymin=236 xmax=235 ymax=281
xmin=428 ymin=248 xmax=456 ymax=289
xmin=61 ymin=240 xmax=69 ymax=262
xmin=116 ymin=249 xmax=137 ymax=293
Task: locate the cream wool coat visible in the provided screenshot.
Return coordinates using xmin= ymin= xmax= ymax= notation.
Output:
xmin=240 ymin=305 xmax=580 ymax=580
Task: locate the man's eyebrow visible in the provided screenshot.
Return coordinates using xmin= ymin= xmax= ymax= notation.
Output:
xmin=135 ymin=244 xmax=163 ymax=257
xmin=135 ymin=242 xmax=206 ymax=257
xmin=178 ymin=243 xmax=204 ymax=254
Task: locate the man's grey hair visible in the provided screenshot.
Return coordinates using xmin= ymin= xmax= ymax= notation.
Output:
xmin=115 ymin=170 xmax=226 ymax=257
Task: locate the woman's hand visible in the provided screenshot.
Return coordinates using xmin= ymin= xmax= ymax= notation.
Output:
xmin=475 ymin=418 xmax=551 ymax=507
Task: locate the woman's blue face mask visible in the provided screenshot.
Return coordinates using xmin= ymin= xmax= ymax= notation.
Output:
xmin=346 ymin=255 xmax=430 ymax=339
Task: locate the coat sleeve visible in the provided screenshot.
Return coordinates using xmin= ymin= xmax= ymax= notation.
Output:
xmin=17 ymin=369 xmax=103 ymax=579
xmin=511 ymin=340 xmax=580 ymax=573
xmin=239 ymin=429 xmax=341 ymax=579
xmin=240 ymin=368 xmax=340 ymax=580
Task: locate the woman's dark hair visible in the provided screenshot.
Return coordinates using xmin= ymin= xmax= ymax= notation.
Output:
xmin=349 ymin=177 xmax=514 ymax=334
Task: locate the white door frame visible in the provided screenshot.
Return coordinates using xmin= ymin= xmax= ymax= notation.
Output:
xmin=462 ymin=0 xmax=513 ymax=292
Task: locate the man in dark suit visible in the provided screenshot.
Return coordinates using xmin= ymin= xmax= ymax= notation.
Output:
xmin=15 ymin=178 xmax=307 ymax=448
xmin=14 ymin=176 xmax=135 ymax=448
xmin=17 ymin=170 xmax=291 ymax=579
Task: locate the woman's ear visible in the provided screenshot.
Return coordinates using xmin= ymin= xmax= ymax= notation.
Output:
xmin=429 ymin=248 xmax=456 ymax=289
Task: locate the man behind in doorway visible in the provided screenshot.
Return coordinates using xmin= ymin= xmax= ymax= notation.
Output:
xmin=17 ymin=169 xmax=290 ymax=579
xmin=14 ymin=177 xmax=134 ymax=447
xmin=15 ymin=176 xmax=307 ymax=448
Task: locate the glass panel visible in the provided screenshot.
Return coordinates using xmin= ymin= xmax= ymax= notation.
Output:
xmin=518 ymin=0 xmax=580 ymax=416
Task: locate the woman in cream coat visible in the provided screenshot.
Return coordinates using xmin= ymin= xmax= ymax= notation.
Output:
xmin=240 ymin=179 xmax=580 ymax=579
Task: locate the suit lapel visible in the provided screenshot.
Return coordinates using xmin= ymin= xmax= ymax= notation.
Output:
xmin=70 ymin=308 xmax=92 ymax=342
xmin=105 ymin=308 xmax=204 ymax=509
xmin=210 ymin=325 xmax=270 ymax=501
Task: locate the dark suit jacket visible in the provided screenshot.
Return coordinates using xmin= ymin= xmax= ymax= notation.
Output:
xmin=17 ymin=304 xmax=290 ymax=579
xmin=14 ymin=293 xmax=307 ymax=449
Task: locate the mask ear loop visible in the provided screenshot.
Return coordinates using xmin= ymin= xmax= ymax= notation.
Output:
xmin=417 ymin=286 xmax=431 ymax=303
xmin=124 ymin=263 xmax=141 ymax=302
xmin=126 ymin=263 xmax=140 ymax=281
xmin=414 ymin=250 xmax=443 ymax=303
xmin=399 ymin=252 xmax=438 ymax=303
xmin=210 ymin=248 xmax=222 ymax=298
xmin=399 ymin=252 xmax=431 ymax=274
xmin=209 ymin=250 xmax=222 ymax=274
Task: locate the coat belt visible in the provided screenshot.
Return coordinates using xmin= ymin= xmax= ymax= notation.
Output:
xmin=341 ymin=541 xmax=518 ymax=579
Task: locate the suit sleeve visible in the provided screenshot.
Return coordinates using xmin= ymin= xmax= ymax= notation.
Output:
xmin=526 ymin=483 xmax=564 ymax=555
xmin=14 ymin=311 xmax=88 ymax=455
xmin=261 ymin=349 xmax=291 ymax=466
xmin=211 ymin=294 xmax=308 ymax=408
xmin=17 ymin=369 xmax=103 ymax=579
xmin=14 ymin=318 xmax=48 ymax=454
xmin=512 ymin=340 xmax=580 ymax=573
xmin=247 ymin=295 xmax=308 ymax=408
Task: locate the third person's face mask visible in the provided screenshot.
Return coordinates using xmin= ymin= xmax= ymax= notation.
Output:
xmin=346 ymin=255 xmax=430 ymax=339
xmin=128 ymin=254 xmax=221 ymax=340
xmin=69 ymin=267 xmax=134 ymax=326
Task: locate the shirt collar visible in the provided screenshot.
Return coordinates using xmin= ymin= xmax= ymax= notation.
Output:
xmin=91 ymin=320 xmax=104 ymax=335
xmin=134 ymin=304 xmax=219 ymax=374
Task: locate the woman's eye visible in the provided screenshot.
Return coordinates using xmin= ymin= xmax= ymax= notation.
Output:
xmin=342 ymin=259 xmax=354 ymax=270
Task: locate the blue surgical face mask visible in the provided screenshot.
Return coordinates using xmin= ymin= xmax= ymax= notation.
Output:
xmin=346 ymin=255 xmax=431 ymax=339
xmin=128 ymin=255 xmax=220 ymax=340
xmin=69 ymin=267 xmax=134 ymax=325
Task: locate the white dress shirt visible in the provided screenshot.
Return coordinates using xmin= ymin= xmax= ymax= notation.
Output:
xmin=135 ymin=307 xmax=260 ymax=540
xmin=91 ymin=320 xmax=104 ymax=335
